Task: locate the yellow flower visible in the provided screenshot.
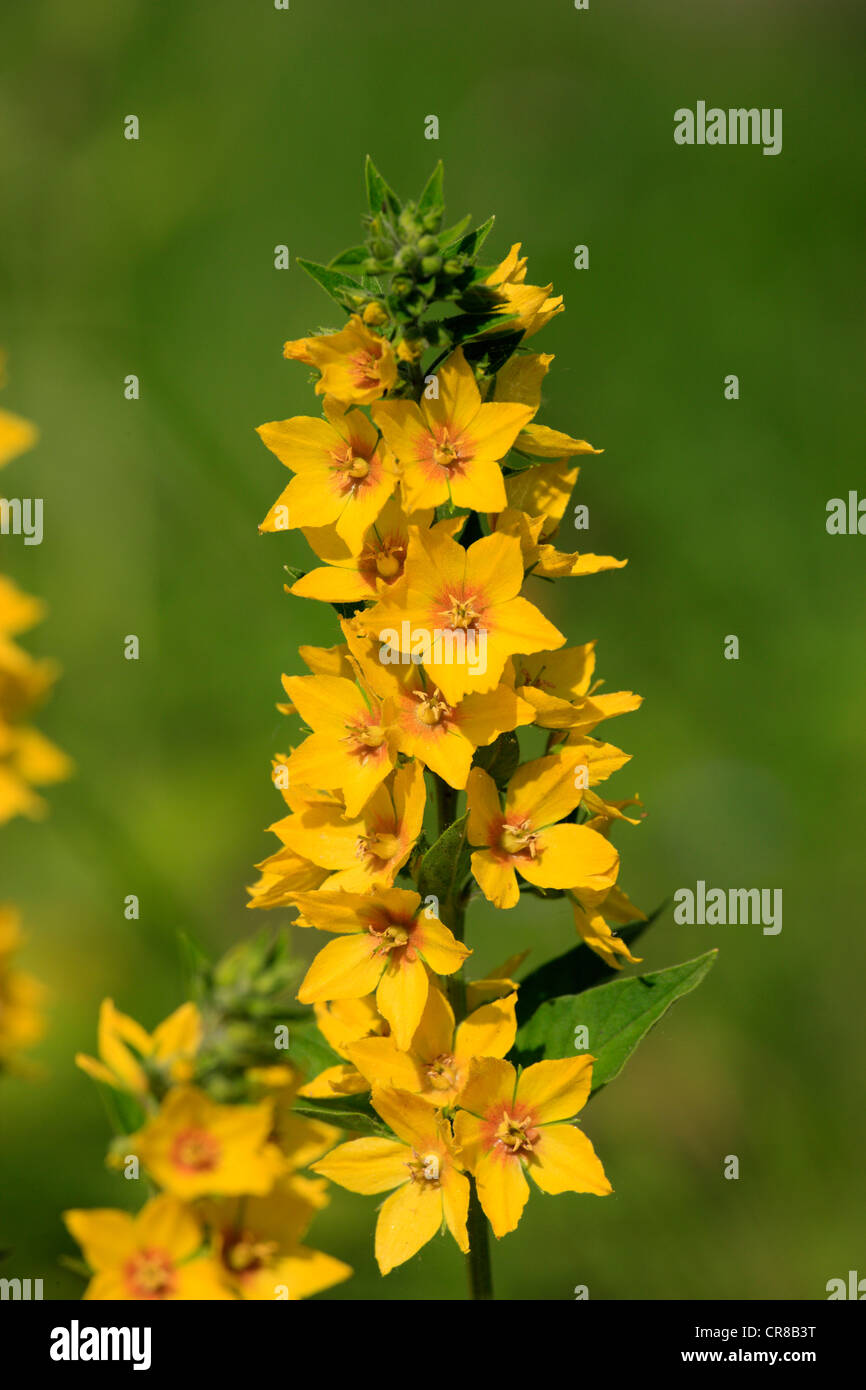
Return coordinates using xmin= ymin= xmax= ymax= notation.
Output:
xmin=290 ymin=495 xmax=436 ymax=603
xmin=64 ymin=1195 xmax=232 ymax=1300
xmin=568 ymin=892 xmax=643 ymax=971
xmin=491 ymin=507 xmax=627 ymax=580
xmin=466 ymin=751 xmax=620 ymax=909
xmin=372 ymin=347 xmax=534 ymax=511
xmin=453 ymin=1056 xmax=610 ymax=1237
xmin=311 ymin=1086 xmax=470 ymax=1274
xmin=129 ymin=1087 xmax=284 ymax=1198
xmin=283 ymin=314 xmax=397 ymax=404
xmin=76 ymin=999 xmax=201 ymax=1095
xmin=348 ymin=985 xmax=518 ymax=1109
xmin=299 ymin=996 xmax=388 ymax=1098
xmin=203 ymin=1185 xmax=352 ymax=1300
xmin=0 ymin=906 xmax=45 ymax=1067
xmin=366 ymin=525 xmax=565 ymax=705
xmin=503 ymin=457 xmax=579 ymax=539
xmin=274 ymin=760 xmax=426 ymax=893
xmin=511 ymin=645 xmax=642 ymax=732
xmin=258 ymin=398 xmax=396 ymax=554
xmin=281 ymin=672 xmax=398 ymax=818
xmin=293 ymin=887 xmax=469 ymax=1050
xmin=484 ymin=244 xmax=564 ymax=338
xmin=386 ymin=678 xmax=534 ymax=791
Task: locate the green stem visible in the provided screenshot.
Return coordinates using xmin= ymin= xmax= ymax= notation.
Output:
xmin=432 ymin=772 xmax=494 ymax=1301
xmin=465 ymin=1181 xmax=494 ymax=1300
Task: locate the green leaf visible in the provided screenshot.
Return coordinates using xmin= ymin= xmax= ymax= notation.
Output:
xmin=444 ymin=214 xmax=495 ymax=260
xmin=284 ymin=1015 xmax=342 ymax=1081
xmin=438 ymin=214 xmax=471 ymax=247
xmin=513 ymin=950 xmax=718 ymax=1093
xmin=416 ymin=812 xmax=470 ymax=915
xmin=516 ymin=903 xmax=667 ymax=1022
xmin=297 ymin=258 xmax=365 ymax=308
xmin=290 ymin=1091 xmax=389 ymax=1138
xmin=472 ymin=731 xmax=520 ymax=789
xmin=328 ymin=244 xmax=369 ymax=269
xmin=418 ymin=160 xmax=444 ymax=216
xmin=365 ymin=155 xmax=400 ymax=216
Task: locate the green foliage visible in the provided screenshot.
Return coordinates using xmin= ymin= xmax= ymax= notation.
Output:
xmin=296 ymin=257 xmax=367 ymax=311
xmin=290 ymin=1091 xmax=390 ymax=1139
xmin=416 ymin=812 xmax=470 ymax=920
xmin=515 ymin=905 xmax=667 ymax=1021
xmin=472 ymin=731 xmax=520 ymax=789
xmin=513 ymin=951 xmax=718 ymax=1093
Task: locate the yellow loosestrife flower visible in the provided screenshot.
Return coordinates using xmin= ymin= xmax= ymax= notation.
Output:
xmin=293 ymin=887 xmax=469 ymax=1050
xmin=454 ymin=1056 xmax=610 ymax=1237
xmin=273 ymin=760 xmax=426 ymax=893
xmin=372 ymin=346 xmax=534 ymax=512
xmin=367 ymin=525 xmax=564 ymax=705
xmin=283 ymin=314 xmax=397 ymax=404
xmin=64 ymin=1195 xmax=232 ymax=1301
xmin=484 ymin=244 xmax=564 ymax=338
xmin=203 ymin=1186 xmax=352 ymax=1300
xmin=466 ymin=751 xmax=620 ymax=909
xmin=348 ymin=984 xmax=518 ymax=1109
xmin=281 ymin=671 xmax=398 ymax=818
xmin=75 ymin=998 xmax=201 ymax=1095
xmin=130 ymin=1087 xmax=285 ymax=1198
xmin=258 ymin=398 xmax=396 ymax=554
xmin=312 ymin=1086 xmax=470 ymax=1274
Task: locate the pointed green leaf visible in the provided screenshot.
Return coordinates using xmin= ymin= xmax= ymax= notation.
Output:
xmin=290 ymin=1091 xmax=389 ymax=1138
xmin=516 ymin=903 xmax=667 ymax=1022
xmin=297 ymin=258 xmax=365 ymax=308
xmin=416 ymin=812 xmax=470 ymax=915
xmin=513 ymin=950 xmax=718 ymax=1093
xmin=365 ymin=155 xmax=400 ymax=216
xmin=444 ymin=214 xmax=495 ymax=260
xmin=418 ymin=160 xmax=444 ymax=216
xmin=328 ymin=244 xmax=369 ymax=269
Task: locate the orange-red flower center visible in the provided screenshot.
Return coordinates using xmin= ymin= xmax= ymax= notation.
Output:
xmin=349 ymin=345 xmax=385 ymax=391
xmin=170 ymin=1127 xmax=221 ymax=1173
xmin=124 ymin=1248 xmax=178 ymax=1299
xmin=483 ymin=1102 xmax=540 ymax=1159
xmin=367 ymin=912 xmax=419 ymax=963
xmin=499 ymin=817 xmax=538 ymax=858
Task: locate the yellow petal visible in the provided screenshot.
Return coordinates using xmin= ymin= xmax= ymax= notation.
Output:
xmin=311 ymin=1136 xmax=408 ymax=1194
xmin=474 ymin=1150 xmax=530 ymax=1238
xmin=529 ymin=1122 xmax=612 ymax=1196
xmin=375 ymin=1179 xmax=442 ymax=1274
xmin=516 ymin=1056 xmax=594 ymax=1123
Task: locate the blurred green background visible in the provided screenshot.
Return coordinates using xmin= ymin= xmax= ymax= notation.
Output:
xmin=1 ymin=0 xmax=864 ymax=1301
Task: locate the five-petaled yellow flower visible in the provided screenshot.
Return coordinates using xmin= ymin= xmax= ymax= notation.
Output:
xmin=454 ymin=1056 xmax=611 ymax=1237
xmin=293 ymin=887 xmax=469 ymax=1050
xmin=348 ymin=985 xmax=518 ymax=1109
xmin=367 ymin=526 xmax=564 ymax=705
xmin=258 ymin=398 xmax=396 ymax=554
xmin=130 ymin=1087 xmax=285 ymax=1198
xmin=64 ymin=1195 xmax=231 ymax=1301
xmin=312 ymin=1086 xmax=470 ymax=1274
xmin=467 ymin=750 xmax=620 ymax=909
xmin=372 ymin=347 xmax=534 ymax=512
